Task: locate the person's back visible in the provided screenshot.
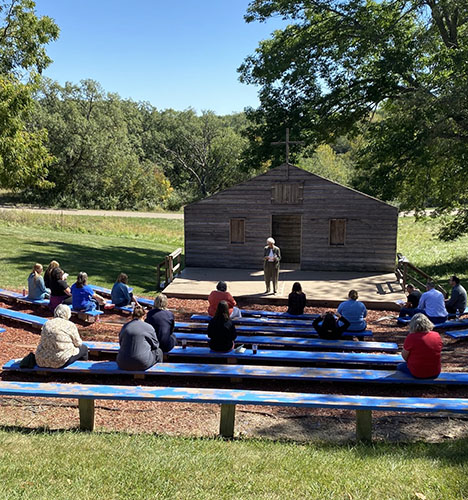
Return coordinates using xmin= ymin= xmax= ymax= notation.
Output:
xmin=117 ymin=313 xmax=163 ymax=371
xmin=447 ymin=283 xmax=467 ymax=314
xmin=312 ymin=314 xmax=350 ymax=340
xmin=71 ymin=283 xmax=95 ymax=311
xmin=27 ymin=272 xmax=48 ymax=300
xmin=337 ymin=299 xmax=367 ymax=331
xmin=145 ymin=308 xmax=176 ymax=352
xmin=404 ymin=330 xmax=442 ymax=378
xmin=407 ymin=289 xmax=422 ymax=308
xmin=207 ymin=300 xmax=237 ymax=352
xmin=111 ymin=280 xmax=132 ymax=307
xmin=419 ymin=287 xmax=448 ymax=319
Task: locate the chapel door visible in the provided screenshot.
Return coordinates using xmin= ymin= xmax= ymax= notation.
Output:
xmin=271 ymin=214 xmax=302 ymax=265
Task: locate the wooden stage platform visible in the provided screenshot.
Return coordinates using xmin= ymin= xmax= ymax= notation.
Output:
xmin=163 ymin=267 xmax=405 ymax=310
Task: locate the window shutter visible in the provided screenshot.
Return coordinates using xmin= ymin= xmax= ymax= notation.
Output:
xmin=329 ymin=219 xmax=346 ymax=246
xmin=230 ymin=219 xmax=245 ymax=244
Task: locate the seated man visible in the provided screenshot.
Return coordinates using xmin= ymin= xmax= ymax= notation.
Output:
xmin=398 ymin=284 xmax=422 ymax=318
xmin=445 ymin=275 xmax=467 ymax=317
xmin=417 ymin=281 xmax=448 ymax=324
xmin=208 ymin=281 xmax=241 ymax=319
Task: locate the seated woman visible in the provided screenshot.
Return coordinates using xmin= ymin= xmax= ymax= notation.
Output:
xmin=145 ymin=293 xmax=176 ymax=353
xmin=337 ymin=290 xmax=367 ymax=333
xmin=208 ymin=281 xmax=241 ymax=319
xmin=35 ymin=304 xmax=88 ymax=368
xmin=48 ymin=267 xmax=73 ymax=312
xmin=117 ymin=305 xmax=163 ymax=370
xmin=71 ymin=272 xmax=106 ymax=311
xmin=207 ymin=300 xmax=237 ymax=353
xmin=111 ymin=272 xmax=139 ymax=307
xmin=312 ymin=312 xmax=351 ymax=340
xmin=397 ymin=313 xmax=443 ymax=379
xmin=287 ymin=282 xmax=307 ymax=315
xmin=44 ymin=260 xmax=60 ymax=289
xmin=27 ymin=263 xmax=50 ymax=300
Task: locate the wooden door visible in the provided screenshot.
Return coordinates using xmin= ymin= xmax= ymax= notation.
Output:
xmin=272 ymin=215 xmax=301 ymax=264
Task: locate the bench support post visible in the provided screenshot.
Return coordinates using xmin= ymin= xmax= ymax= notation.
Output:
xmin=356 ymin=409 xmax=372 ymax=442
xmin=219 ymin=403 xmax=236 ymax=438
xmin=79 ymin=398 xmax=95 ymax=431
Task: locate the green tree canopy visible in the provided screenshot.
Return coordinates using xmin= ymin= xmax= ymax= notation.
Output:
xmin=240 ymin=0 xmax=468 ymax=236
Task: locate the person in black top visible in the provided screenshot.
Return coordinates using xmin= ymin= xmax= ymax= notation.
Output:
xmin=312 ymin=312 xmax=351 ymax=340
xmin=48 ymin=267 xmax=72 ymax=312
xmin=207 ymin=301 xmax=237 ymax=352
xmin=287 ymin=282 xmax=307 ymax=315
xmin=117 ymin=306 xmax=163 ymax=370
xmin=145 ymin=293 xmax=176 ymax=353
xmin=398 ymin=284 xmax=422 ymax=318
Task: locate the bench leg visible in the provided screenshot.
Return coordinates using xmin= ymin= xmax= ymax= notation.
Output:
xmin=79 ymin=398 xmax=95 ymax=431
xmin=219 ymin=403 xmax=236 ymax=438
xmin=356 ymin=409 xmax=372 ymax=442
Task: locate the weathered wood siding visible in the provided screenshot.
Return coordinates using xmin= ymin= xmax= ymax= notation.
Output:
xmin=184 ymin=164 xmax=398 ymax=272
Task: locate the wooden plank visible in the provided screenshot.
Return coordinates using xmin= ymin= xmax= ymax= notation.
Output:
xmin=356 ymin=409 xmax=372 ymax=442
xmin=78 ymin=398 xmax=95 ymax=431
xmin=0 ymin=307 xmax=48 ymax=327
xmin=219 ymin=404 xmax=236 ymax=438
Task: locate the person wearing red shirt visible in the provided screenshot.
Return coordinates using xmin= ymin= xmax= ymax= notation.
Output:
xmin=397 ymin=313 xmax=443 ymax=378
xmin=208 ymin=281 xmax=241 ymax=319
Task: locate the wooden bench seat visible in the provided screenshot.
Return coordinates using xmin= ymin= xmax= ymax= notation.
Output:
xmin=5 ymin=358 xmax=466 ymax=386
xmin=176 ymin=321 xmax=373 ymax=338
xmin=191 ymin=314 xmax=318 ymax=328
xmin=0 ymin=328 xmax=5 ymax=333
xmin=397 ymin=317 xmax=468 ymax=329
xmin=240 ymin=309 xmax=319 ymax=320
xmin=0 ymin=306 xmax=47 ymax=328
xmin=89 ymin=284 xmax=153 ymax=308
xmin=443 ymin=329 xmax=468 ymax=339
xmin=79 ymin=342 xmax=402 ymax=365
xmin=174 ymin=332 xmax=397 ymax=352
xmin=0 ymin=288 xmax=49 ymax=306
xmin=0 ymin=380 xmax=467 ymax=441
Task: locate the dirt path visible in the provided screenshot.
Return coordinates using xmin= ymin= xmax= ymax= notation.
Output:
xmin=0 ymin=206 xmax=184 ymax=219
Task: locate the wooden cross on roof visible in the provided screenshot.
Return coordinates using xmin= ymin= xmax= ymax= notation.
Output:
xmin=271 ymin=128 xmax=304 ymax=179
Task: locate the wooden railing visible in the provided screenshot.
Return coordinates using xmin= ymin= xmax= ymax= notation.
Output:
xmin=156 ymin=248 xmax=183 ymax=290
xmin=395 ymin=253 xmax=447 ymax=297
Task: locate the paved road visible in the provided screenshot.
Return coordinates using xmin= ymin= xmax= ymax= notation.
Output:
xmin=0 ymin=206 xmax=184 ymax=219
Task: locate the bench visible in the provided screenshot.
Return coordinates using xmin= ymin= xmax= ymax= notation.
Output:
xmin=176 ymin=321 xmax=373 ymax=338
xmin=89 ymin=284 xmax=153 ymax=308
xmin=397 ymin=317 xmax=468 ymax=329
xmin=0 ymin=380 xmax=467 ymax=441
xmin=0 ymin=328 xmax=4 ymax=333
xmin=0 ymin=288 xmax=49 ymax=306
xmin=174 ymin=332 xmax=398 ymax=352
xmin=240 ymin=309 xmax=320 ymax=320
xmin=442 ymin=329 xmax=468 ymax=339
xmin=0 ymin=306 xmax=47 ymax=328
xmin=5 ymin=358 xmax=467 ymax=386
xmin=78 ymin=342 xmax=402 ymax=366
xmin=191 ymin=314 xmax=319 ymax=328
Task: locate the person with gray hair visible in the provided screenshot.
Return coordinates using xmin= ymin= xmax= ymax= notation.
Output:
xmin=397 ymin=313 xmax=443 ymax=378
xmin=263 ymin=237 xmax=281 ymax=294
xmin=145 ymin=294 xmax=176 ymax=352
xmin=35 ymin=304 xmax=88 ymax=368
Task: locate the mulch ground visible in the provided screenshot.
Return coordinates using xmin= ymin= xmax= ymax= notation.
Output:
xmin=1 ymin=296 xmax=468 ymax=443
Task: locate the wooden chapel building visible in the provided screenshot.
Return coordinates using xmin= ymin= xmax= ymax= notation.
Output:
xmin=184 ymin=163 xmax=398 ymax=272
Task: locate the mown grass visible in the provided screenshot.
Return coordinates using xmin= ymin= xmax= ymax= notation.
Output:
xmin=0 ymin=430 xmax=467 ymax=500
xmin=398 ymin=216 xmax=468 ymax=292
xmin=0 ymin=211 xmax=184 ymax=295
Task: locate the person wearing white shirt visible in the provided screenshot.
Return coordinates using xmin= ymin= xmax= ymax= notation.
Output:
xmin=263 ymin=237 xmax=281 ymax=294
xmin=417 ymin=282 xmax=448 ymax=324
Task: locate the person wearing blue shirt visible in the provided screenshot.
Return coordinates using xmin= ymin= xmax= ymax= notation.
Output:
xmin=337 ymin=290 xmax=367 ymax=333
xmin=27 ymin=263 xmax=50 ymax=300
xmin=417 ymin=282 xmax=448 ymax=324
xmin=111 ymin=273 xmax=139 ymax=307
xmin=71 ymin=272 xmax=106 ymax=311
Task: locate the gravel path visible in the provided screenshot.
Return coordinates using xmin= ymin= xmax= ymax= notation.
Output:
xmin=0 ymin=206 xmax=184 ymax=219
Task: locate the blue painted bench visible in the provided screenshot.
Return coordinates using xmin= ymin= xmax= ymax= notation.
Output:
xmin=397 ymin=317 xmax=468 ymax=329
xmin=0 ymin=328 xmax=5 ymax=333
xmin=174 ymin=332 xmax=397 ymax=352
xmin=176 ymin=321 xmax=373 ymax=338
xmin=0 ymin=288 xmax=49 ymax=306
xmin=0 ymin=307 xmax=47 ymax=328
xmin=240 ymin=309 xmax=320 ymax=320
xmin=89 ymin=284 xmax=153 ymax=308
xmin=191 ymin=314 xmax=319 ymax=328
xmin=79 ymin=342 xmax=402 ymax=366
xmin=1 ymin=380 xmax=467 ymax=441
xmin=443 ymin=329 xmax=468 ymax=339
xmin=5 ymin=358 xmax=466 ymax=386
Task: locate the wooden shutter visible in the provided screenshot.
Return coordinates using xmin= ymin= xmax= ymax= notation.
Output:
xmin=271 ymin=183 xmax=304 ymax=204
xmin=230 ymin=219 xmax=245 ymax=244
xmin=329 ymin=219 xmax=346 ymax=246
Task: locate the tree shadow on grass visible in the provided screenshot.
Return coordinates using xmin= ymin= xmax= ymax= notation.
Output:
xmin=4 ymin=240 xmax=167 ymax=294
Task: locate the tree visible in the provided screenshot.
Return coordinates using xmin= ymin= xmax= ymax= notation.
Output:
xmin=239 ymin=0 xmax=468 ymax=236
xmin=0 ymin=0 xmax=58 ymax=189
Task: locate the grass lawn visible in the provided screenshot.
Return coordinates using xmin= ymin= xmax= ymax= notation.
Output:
xmin=0 ymin=210 xmax=184 ymax=295
xmin=0 ymin=430 xmax=467 ymax=500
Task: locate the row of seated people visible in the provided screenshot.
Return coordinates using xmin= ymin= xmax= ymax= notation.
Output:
xmin=27 ymin=261 xmax=137 ymax=312
xmin=208 ymin=280 xmax=368 ymax=340
xmin=398 ymin=276 xmax=467 ymax=323
xmin=32 ymin=301 xmax=442 ymax=381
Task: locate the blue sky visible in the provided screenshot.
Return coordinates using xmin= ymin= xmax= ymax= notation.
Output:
xmin=34 ymin=0 xmax=286 ymax=115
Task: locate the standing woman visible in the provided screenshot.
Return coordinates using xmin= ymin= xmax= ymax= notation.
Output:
xmin=27 ymin=263 xmax=50 ymax=300
xmin=337 ymin=289 xmax=367 ymax=333
xmin=207 ymin=301 xmax=237 ymax=352
xmin=287 ymin=282 xmax=307 ymax=315
xmin=71 ymin=272 xmax=106 ymax=311
xmin=48 ymin=267 xmax=73 ymax=312
xmin=117 ymin=306 xmax=163 ymax=370
xmin=263 ymin=237 xmax=281 ymax=294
